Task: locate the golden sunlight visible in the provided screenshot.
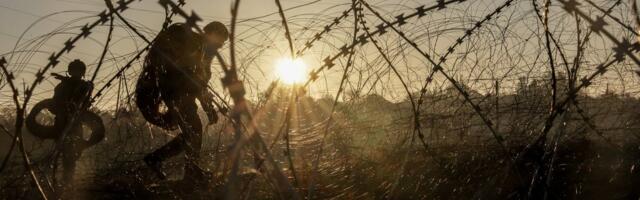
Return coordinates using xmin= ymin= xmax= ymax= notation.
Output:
xmin=275 ymin=58 xmax=308 ymax=84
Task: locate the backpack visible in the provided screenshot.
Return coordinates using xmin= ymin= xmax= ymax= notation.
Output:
xmin=135 ymin=24 xmax=195 ymax=130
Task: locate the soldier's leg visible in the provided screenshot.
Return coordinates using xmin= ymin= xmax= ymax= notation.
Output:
xmin=147 ymin=131 xmax=185 ymax=161
xmin=144 ymin=99 xmax=186 ymax=179
xmin=175 ymin=99 xmax=202 ymax=166
xmin=146 ymin=102 xmax=186 ymax=157
xmin=173 ymin=98 xmax=205 ymax=181
xmin=148 ymin=97 xmax=203 ymax=180
xmin=62 ymin=146 xmax=76 ymax=186
xmin=61 ymin=124 xmax=83 ymax=189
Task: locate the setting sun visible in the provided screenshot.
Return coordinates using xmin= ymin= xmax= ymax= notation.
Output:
xmin=275 ymin=58 xmax=308 ymax=84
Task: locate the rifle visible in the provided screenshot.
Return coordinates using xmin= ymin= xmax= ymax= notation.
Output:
xmin=51 ymin=72 xmax=69 ymax=80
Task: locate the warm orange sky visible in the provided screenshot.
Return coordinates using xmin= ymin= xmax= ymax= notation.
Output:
xmin=1 ymin=0 xmax=639 ymax=109
xmin=0 ymin=0 xmax=358 ymax=107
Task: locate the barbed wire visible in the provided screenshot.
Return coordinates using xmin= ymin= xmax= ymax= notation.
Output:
xmin=159 ymin=1 xmax=301 ymax=198
xmin=0 ymin=1 xmax=139 ymax=198
xmin=2 ymin=0 xmax=640 ymax=198
xmin=301 ymin=0 xmax=466 ymax=87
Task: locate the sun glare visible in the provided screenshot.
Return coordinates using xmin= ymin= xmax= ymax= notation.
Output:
xmin=275 ymin=58 xmax=308 ymax=84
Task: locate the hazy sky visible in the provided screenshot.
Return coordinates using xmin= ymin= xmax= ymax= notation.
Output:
xmin=0 ymin=0 xmax=360 ymax=106
xmin=1 ymin=0 xmax=638 ymax=108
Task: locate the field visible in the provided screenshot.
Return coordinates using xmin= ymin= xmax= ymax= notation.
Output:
xmin=1 ymin=0 xmax=640 ymax=199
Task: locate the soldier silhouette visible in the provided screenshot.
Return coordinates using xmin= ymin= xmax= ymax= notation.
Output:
xmin=138 ymin=21 xmax=228 ymax=182
xmin=50 ymin=59 xmax=97 ymax=187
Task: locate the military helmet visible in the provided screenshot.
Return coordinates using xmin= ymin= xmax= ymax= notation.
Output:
xmin=68 ymin=59 xmax=86 ymax=77
xmin=203 ymin=21 xmax=229 ymax=41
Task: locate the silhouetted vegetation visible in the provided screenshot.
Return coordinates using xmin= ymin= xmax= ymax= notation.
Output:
xmin=2 ymin=0 xmax=640 ymax=199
